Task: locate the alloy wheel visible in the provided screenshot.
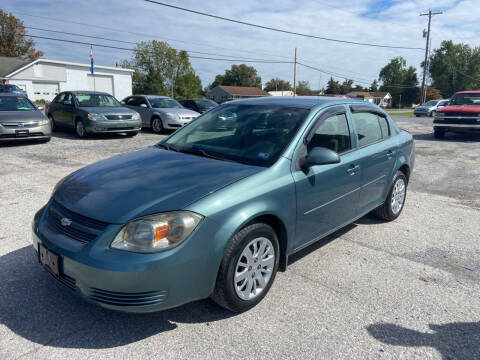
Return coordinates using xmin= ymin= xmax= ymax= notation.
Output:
xmin=391 ymin=178 xmax=406 ymax=215
xmin=234 ymin=237 xmax=275 ymax=301
xmin=76 ymin=121 xmax=86 ymax=137
xmin=152 ymin=118 xmax=163 ymax=133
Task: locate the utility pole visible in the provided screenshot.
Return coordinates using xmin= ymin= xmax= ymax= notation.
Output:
xmin=420 ymin=9 xmax=442 ymax=104
xmin=293 ymin=48 xmax=297 ymax=96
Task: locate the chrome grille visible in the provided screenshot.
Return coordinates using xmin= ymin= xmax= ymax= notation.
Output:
xmin=1 ymin=121 xmax=38 ymax=128
xmin=46 ymin=200 xmax=108 ymax=244
xmin=89 ymin=288 xmax=169 ymax=306
xmin=105 ymin=114 xmax=132 ymax=120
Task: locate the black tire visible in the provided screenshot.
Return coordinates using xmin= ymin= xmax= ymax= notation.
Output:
xmin=48 ymin=114 xmax=57 ymax=131
xmin=151 ymin=117 xmax=164 ymax=134
xmin=434 ymin=128 xmax=445 ymax=139
xmin=75 ymin=119 xmax=88 ymax=138
xmin=126 ymin=131 xmax=139 ymax=137
xmin=415 ymin=114 xmax=420 ymax=117
xmin=428 ymin=111 xmax=433 ymax=117
xmin=374 ymin=171 xmax=408 ymax=221
xmin=211 ymin=223 xmax=280 ymax=312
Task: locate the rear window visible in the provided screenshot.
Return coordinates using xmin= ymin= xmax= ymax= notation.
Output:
xmin=352 ymin=112 xmax=383 ymax=147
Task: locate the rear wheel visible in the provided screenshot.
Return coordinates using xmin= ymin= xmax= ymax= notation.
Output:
xmin=75 ymin=119 xmax=87 ymax=138
xmin=48 ymin=115 xmax=57 ymax=131
xmin=151 ymin=117 xmax=164 ymax=134
xmin=415 ymin=114 xmax=420 ymax=117
xmin=211 ymin=223 xmax=279 ymax=312
xmin=374 ymin=171 xmax=407 ymax=221
xmin=434 ymin=128 xmax=445 ymax=139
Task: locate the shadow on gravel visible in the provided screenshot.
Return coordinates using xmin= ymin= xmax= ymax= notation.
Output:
xmin=0 ymin=246 xmax=233 ymax=349
xmin=52 ymin=131 xmax=131 ymax=141
xmin=413 ymin=132 xmax=480 ymax=142
xmin=367 ymin=322 xmax=480 ymax=359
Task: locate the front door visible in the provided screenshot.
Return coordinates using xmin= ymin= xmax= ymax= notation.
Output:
xmin=54 ymin=93 xmax=75 ymax=128
xmin=293 ymin=106 xmax=362 ymax=250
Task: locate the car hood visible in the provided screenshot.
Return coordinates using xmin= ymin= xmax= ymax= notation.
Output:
xmin=0 ymin=110 xmax=46 ymax=123
xmin=78 ymin=106 xmax=137 ymax=115
xmin=153 ymin=108 xmax=200 ymax=116
xmin=54 ymin=147 xmax=262 ymax=224
xmin=438 ymin=105 xmax=480 ymax=114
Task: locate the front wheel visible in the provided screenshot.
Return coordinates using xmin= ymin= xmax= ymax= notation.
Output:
xmin=374 ymin=171 xmax=407 ymax=221
xmin=211 ymin=223 xmax=279 ymax=312
xmin=434 ymin=128 xmax=445 ymax=139
xmin=75 ymin=119 xmax=88 ymax=138
xmin=48 ymin=115 xmax=57 ymax=131
xmin=151 ymin=117 xmax=164 ymax=134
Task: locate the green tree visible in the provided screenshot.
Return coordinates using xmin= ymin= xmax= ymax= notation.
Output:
xmin=339 ymin=79 xmax=354 ymax=94
xmin=210 ymin=64 xmax=261 ymax=88
xmin=0 ymin=10 xmax=43 ymax=59
xmin=352 ymin=84 xmax=367 ymax=92
xmin=379 ymin=57 xmax=419 ymax=107
xmin=428 ymin=40 xmax=480 ymax=97
xmin=264 ymin=78 xmax=292 ymax=92
xmin=296 ymin=80 xmax=311 ymax=95
xmin=121 ymin=41 xmax=202 ymax=98
xmin=369 ymin=80 xmax=378 ymax=92
xmin=325 ymin=77 xmax=341 ymax=94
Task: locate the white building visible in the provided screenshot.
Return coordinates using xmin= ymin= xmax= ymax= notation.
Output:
xmin=0 ymin=57 xmax=133 ymax=102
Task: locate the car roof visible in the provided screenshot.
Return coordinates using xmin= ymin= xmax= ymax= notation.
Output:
xmin=68 ymin=91 xmax=111 ymax=95
xmin=225 ymin=96 xmax=366 ymax=110
xmin=455 ymin=90 xmax=480 ymax=94
xmin=0 ymin=93 xmax=26 ymax=97
xmin=136 ymin=95 xmax=171 ymax=99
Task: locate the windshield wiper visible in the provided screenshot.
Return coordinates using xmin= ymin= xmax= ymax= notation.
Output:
xmin=175 ymin=147 xmax=234 ymax=162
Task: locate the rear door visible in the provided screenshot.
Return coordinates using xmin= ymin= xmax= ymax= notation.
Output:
xmin=292 ymin=106 xmax=362 ymax=250
xmin=350 ymin=106 xmax=397 ymax=214
xmin=58 ymin=93 xmax=76 ymax=128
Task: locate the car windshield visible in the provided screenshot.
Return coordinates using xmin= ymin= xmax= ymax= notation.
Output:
xmin=196 ymin=99 xmax=218 ymax=111
xmin=0 ymin=85 xmax=22 ymax=92
xmin=0 ymin=96 xmax=36 ymax=111
xmin=149 ymin=98 xmax=183 ymax=109
xmin=450 ymin=93 xmax=480 ymax=106
xmin=161 ymin=104 xmax=309 ymax=167
xmin=423 ymin=100 xmax=438 ymax=106
xmin=76 ymin=93 xmax=121 ymax=107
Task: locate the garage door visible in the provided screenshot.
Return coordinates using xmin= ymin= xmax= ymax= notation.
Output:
xmin=32 ymin=82 xmax=59 ymax=102
xmin=87 ymin=74 xmax=114 ymax=96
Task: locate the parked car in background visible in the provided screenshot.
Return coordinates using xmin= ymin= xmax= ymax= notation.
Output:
xmin=0 ymin=94 xmax=51 ymax=142
xmin=32 ymin=97 xmax=414 ymax=313
xmin=433 ymin=91 xmax=480 ymax=138
xmin=0 ymin=84 xmax=27 ymax=97
xmin=122 ymin=95 xmax=200 ymax=133
xmin=46 ymin=91 xmax=141 ymax=138
xmin=179 ymin=98 xmax=218 ymax=114
xmin=431 ymin=99 xmax=449 ymax=117
xmin=414 ymin=99 xmax=447 ymax=117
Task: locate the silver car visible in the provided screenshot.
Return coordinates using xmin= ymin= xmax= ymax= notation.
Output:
xmin=0 ymin=94 xmax=51 ymax=142
xmin=414 ymin=99 xmax=448 ymax=117
xmin=122 ymin=95 xmax=200 ymax=133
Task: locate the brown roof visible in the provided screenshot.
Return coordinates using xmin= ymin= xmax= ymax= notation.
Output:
xmin=348 ymin=91 xmax=389 ymax=98
xmin=218 ymin=85 xmax=270 ymax=96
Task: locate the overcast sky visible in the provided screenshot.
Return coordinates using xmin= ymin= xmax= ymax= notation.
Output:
xmin=3 ymin=0 xmax=479 ymax=90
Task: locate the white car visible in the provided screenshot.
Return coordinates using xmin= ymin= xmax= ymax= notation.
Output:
xmin=414 ymin=99 xmax=449 ymax=117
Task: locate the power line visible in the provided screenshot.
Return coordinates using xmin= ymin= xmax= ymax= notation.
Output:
xmin=25 ymin=27 xmax=289 ymax=61
xmin=14 ymin=11 xmax=292 ymax=60
xmin=26 ymin=34 xmax=294 ymax=64
xmin=143 ymin=0 xmax=425 ymax=50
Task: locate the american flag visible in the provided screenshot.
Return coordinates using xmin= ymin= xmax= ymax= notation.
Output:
xmin=89 ymin=47 xmax=94 ymax=74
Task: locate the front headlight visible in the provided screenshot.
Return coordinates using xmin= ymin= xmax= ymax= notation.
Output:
xmin=164 ymin=113 xmax=179 ymax=119
xmin=132 ymin=113 xmax=141 ymax=120
xmin=38 ymin=119 xmax=50 ymax=125
xmin=111 ymin=211 xmax=203 ymax=253
xmin=87 ymin=113 xmax=107 ymax=121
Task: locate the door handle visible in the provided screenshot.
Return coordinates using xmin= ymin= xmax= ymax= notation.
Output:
xmin=346 ymin=164 xmax=360 ymax=175
xmin=387 ymin=149 xmax=395 ymax=159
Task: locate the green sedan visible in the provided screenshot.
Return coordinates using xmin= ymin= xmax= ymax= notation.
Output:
xmin=46 ymin=91 xmax=141 ymax=138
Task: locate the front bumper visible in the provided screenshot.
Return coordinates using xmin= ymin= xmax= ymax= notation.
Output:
xmin=162 ymin=117 xmax=195 ymax=130
xmin=0 ymin=123 xmax=51 ymax=141
xmin=32 ymin=204 xmax=226 ymax=313
xmin=434 ymin=118 xmax=480 ymax=133
xmin=84 ymin=119 xmax=142 ymax=134
xmin=414 ymin=108 xmax=431 ymax=116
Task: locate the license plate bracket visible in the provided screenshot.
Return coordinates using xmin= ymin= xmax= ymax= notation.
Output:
xmin=38 ymin=244 xmax=60 ymax=278
xmin=15 ymin=129 xmax=29 ymax=137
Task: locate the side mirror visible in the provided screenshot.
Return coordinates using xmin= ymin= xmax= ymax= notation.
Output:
xmin=140 ymin=103 xmax=148 ymax=108
xmin=37 ymin=105 xmax=44 ymax=111
xmin=299 ymin=147 xmax=340 ymax=169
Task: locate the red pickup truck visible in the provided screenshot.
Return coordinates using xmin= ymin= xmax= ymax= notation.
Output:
xmin=433 ymin=90 xmax=480 ymax=138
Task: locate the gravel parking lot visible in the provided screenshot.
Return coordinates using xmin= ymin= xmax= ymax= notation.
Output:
xmin=1 ymin=117 xmax=479 ymax=359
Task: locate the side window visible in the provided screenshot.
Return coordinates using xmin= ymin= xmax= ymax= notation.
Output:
xmin=125 ymin=97 xmax=137 ymax=106
xmin=308 ymin=113 xmax=352 ymax=154
xmin=378 ymin=116 xmax=390 ymax=138
xmin=54 ymin=93 xmax=65 ymax=103
xmin=137 ymin=97 xmax=148 ymax=107
xmin=63 ymin=93 xmax=73 ymax=105
xmin=352 ymin=112 xmax=383 ymax=147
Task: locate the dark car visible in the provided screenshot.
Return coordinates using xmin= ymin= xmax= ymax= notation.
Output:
xmin=0 ymin=94 xmax=51 ymax=142
xmin=33 ymin=97 xmax=414 ymax=313
xmin=46 ymin=91 xmax=141 ymax=138
xmin=179 ymin=98 xmax=218 ymax=114
xmin=0 ymin=84 xmax=27 ymax=97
